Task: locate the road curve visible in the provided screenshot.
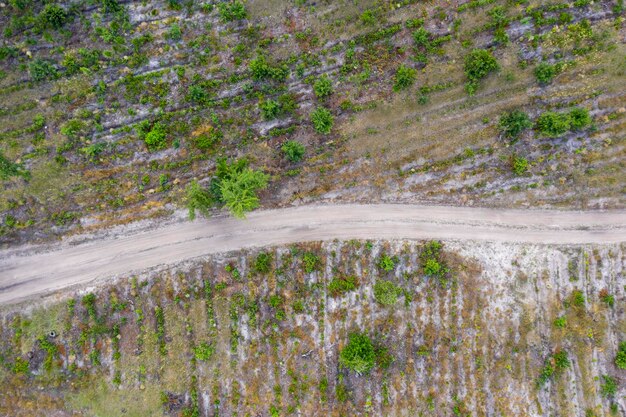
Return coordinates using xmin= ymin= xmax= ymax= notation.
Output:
xmin=0 ymin=204 xmax=625 ymax=305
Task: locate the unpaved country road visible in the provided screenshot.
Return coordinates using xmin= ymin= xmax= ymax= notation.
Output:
xmin=0 ymin=204 xmax=625 ymax=305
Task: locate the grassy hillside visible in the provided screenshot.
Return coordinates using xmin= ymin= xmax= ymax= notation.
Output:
xmin=0 ymin=240 xmax=624 ymax=416
xmin=1 ymin=0 xmax=624 ymax=245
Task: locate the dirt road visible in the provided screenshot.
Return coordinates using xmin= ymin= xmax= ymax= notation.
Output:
xmin=1 ymin=204 xmax=624 ymax=305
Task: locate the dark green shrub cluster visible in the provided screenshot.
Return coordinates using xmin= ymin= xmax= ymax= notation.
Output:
xmin=328 ymin=275 xmax=358 ymax=297
xmin=0 ymin=151 xmax=29 ymax=180
xmin=254 ymin=252 xmax=273 ymax=274
xmin=218 ymin=1 xmax=247 ymax=22
xmin=615 ymin=342 xmax=626 ymax=369
xmin=420 ymin=241 xmax=449 ymax=282
xmin=373 ymin=280 xmax=402 ymax=306
xmin=313 ymin=75 xmax=333 ymax=99
xmin=39 ymin=4 xmax=68 ymax=29
xmin=281 ymin=140 xmax=305 ymax=163
xmin=144 ymin=122 xmax=167 ymax=151
xmin=29 ymin=59 xmax=59 ymax=82
xmin=259 ymin=94 xmax=297 ymax=120
xmin=310 ymin=106 xmax=334 ymax=134
xmin=499 ymin=110 xmax=532 ymax=139
xmin=62 ymin=48 xmax=102 ymax=76
xmin=339 ymin=332 xmax=375 ymax=374
xmin=192 ymin=128 xmax=222 ymax=151
xmin=393 ymin=65 xmax=417 ymax=91
xmin=464 ymin=49 xmax=499 ymax=95
xmin=249 ymin=55 xmax=289 ymax=81
xmin=537 ymin=350 xmax=570 ymax=388
xmin=536 ymin=107 xmax=591 ymax=137
xmin=600 ymin=375 xmax=618 ymax=398
xmin=534 ymin=62 xmax=558 ymax=85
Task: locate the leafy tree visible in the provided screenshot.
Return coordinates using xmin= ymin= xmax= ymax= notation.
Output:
xmin=310 ymin=107 xmax=334 ymax=134
xmin=536 ymin=111 xmax=571 ymax=137
xmin=464 ymin=49 xmax=499 ymax=95
xmin=0 ymin=151 xmax=29 ymax=180
xmin=29 ymin=59 xmax=58 ymax=82
xmin=499 ymin=110 xmax=532 ymax=139
xmin=569 ymin=107 xmax=591 ymax=130
xmin=373 ymin=280 xmax=402 ymax=306
xmin=339 ymin=332 xmax=375 ymax=374
xmin=313 ymin=75 xmax=333 ymax=99
xmin=39 ymin=4 xmax=68 ymax=29
xmin=219 ymin=167 xmax=269 ymax=218
xmin=393 ymin=64 xmax=417 ymax=91
xmin=281 ymin=140 xmax=305 ymax=162
xmin=535 ymin=62 xmax=557 ymax=85
xmin=186 ymin=180 xmax=213 ymax=220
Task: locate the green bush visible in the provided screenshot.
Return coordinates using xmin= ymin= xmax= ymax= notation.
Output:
xmin=328 ymin=275 xmax=358 ymax=297
xmin=373 ymin=280 xmax=402 ymax=306
xmin=302 ymin=252 xmax=321 ymax=273
xmin=12 ymin=357 xmax=29 ymax=374
xmin=499 ymin=110 xmax=532 ymax=139
xmin=534 ymin=62 xmax=557 ymax=85
xmin=281 ymin=140 xmax=305 ymax=163
xmin=218 ymin=1 xmax=247 ymax=22
xmin=510 ymin=155 xmax=529 ymax=176
xmin=29 ymin=59 xmax=59 ymax=82
xmin=615 ymin=341 xmax=626 ymax=369
xmin=536 ymin=111 xmax=571 ymax=137
xmin=167 ymin=23 xmax=182 ymax=41
xmin=310 ymin=107 xmax=334 ymax=134
xmin=423 ymin=258 xmax=443 ymax=276
xmin=570 ymin=289 xmax=585 ymax=307
xmin=193 ymin=342 xmax=215 ymax=361
xmin=39 ymin=4 xmax=68 ymax=29
xmin=600 ymin=375 xmax=618 ymax=398
xmin=377 ymin=253 xmax=396 ymax=272
xmin=259 ymin=99 xmax=281 ymax=120
xmin=0 ymin=151 xmax=29 ymax=180
xmin=186 ymin=180 xmax=213 ymax=220
xmin=249 ymin=55 xmax=289 ymax=81
xmin=393 ymin=64 xmax=417 ymax=91
xmin=254 ymin=252 xmax=273 ymax=274
xmin=313 ymin=75 xmax=333 ymax=99
xmin=219 ymin=167 xmax=269 ymax=218
xmin=464 ymin=49 xmax=499 ymax=95
xmin=553 ymin=316 xmax=567 ymax=328
xmin=569 ymin=107 xmax=591 ymax=130
xmin=144 ymin=122 xmax=167 ymax=151
xmin=537 ymin=350 xmax=570 ymax=388
xmin=192 ymin=129 xmax=222 ymax=151
xmin=339 ymin=332 xmax=375 ymax=374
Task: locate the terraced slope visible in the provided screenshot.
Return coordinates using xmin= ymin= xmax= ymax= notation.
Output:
xmin=1 ymin=0 xmax=625 ymax=245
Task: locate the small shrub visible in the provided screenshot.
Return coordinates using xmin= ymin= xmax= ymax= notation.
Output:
xmin=553 ymin=316 xmax=567 ymax=328
xmin=373 ymin=280 xmax=402 ymax=306
xmin=534 ymin=62 xmax=557 ymax=85
xmin=570 ymin=289 xmax=585 ymax=307
xmin=377 ymin=253 xmax=396 ymax=272
xmin=339 ymin=332 xmax=375 ymax=374
xmin=537 ymin=350 xmax=570 ymax=388
xmin=192 ymin=129 xmax=222 ymax=151
xmin=193 ymin=342 xmax=215 ymax=361
xmin=600 ymin=289 xmax=615 ymax=307
xmin=328 ymin=275 xmax=358 ymax=297
xmin=249 ymin=55 xmax=289 ymax=81
xmin=12 ymin=357 xmax=29 ymax=374
xmin=499 ymin=110 xmax=532 ymax=139
xmin=29 ymin=59 xmax=59 ymax=82
xmin=144 ymin=123 xmax=167 ymax=151
xmin=423 ymin=258 xmax=443 ymax=276
xmin=464 ymin=49 xmax=499 ymax=95
xmin=569 ymin=107 xmax=591 ymax=130
xmin=393 ymin=64 xmax=417 ymax=91
xmin=615 ymin=341 xmax=626 ymax=370
xmin=254 ymin=252 xmax=273 ymax=274
xmin=313 ymin=75 xmax=333 ymax=99
xmin=186 ymin=180 xmax=213 ymax=220
xmin=600 ymin=375 xmax=618 ymax=398
xmin=281 ymin=140 xmax=305 ymax=163
xmin=302 ymin=252 xmax=321 ymax=273
xmin=218 ymin=1 xmax=247 ymax=22
xmin=0 ymin=151 xmax=29 ymax=180
xmin=536 ymin=111 xmax=571 ymax=137
xmin=259 ymin=99 xmax=281 ymax=120
xmin=510 ymin=155 xmax=529 ymax=176
xmin=167 ymin=23 xmax=182 ymax=41
xmin=310 ymin=107 xmax=334 ymax=134
xmin=39 ymin=4 xmax=68 ymax=29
